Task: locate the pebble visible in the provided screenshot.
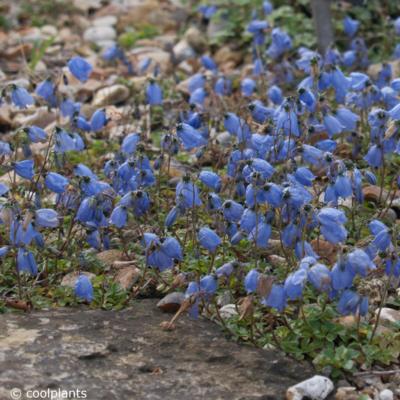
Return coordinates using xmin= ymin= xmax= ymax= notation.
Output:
xmin=114 ymin=266 xmax=140 ymax=290
xmin=83 ymin=26 xmax=116 ymax=45
xmin=96 ymin=249 xmax=126 ymax=267
xmin=286 ymin=375 xmax=334 ymax=400
xmin=184 ymin=26 xmax=207 ymax=52
xmin=93 ymin=16 xmax=118 ymax=27
xmin=219 ymin=304 xmax=238 ymax=320
xmin=378 ymin=389 xmax=394 ymax=400
xmin=173 ymin=39 xmax=196 ymax=63
xmin=335 ymin=386 xmax=359 ymax=400
xmin=375 ymin=308 xmax=400 ymax=325
xmin=130 ymin=47 xmax=172 ymax=73
xmin=92 ymin=84 xmax=130 ymax=107
xmin=215 ymin=131 xmax=232 ymax=147
xmin=157 ymin=292 xmax=185 ymax=313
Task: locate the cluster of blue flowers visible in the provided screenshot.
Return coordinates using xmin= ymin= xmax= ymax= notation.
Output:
xmin=0 ymin=1 xmax=399 ymax=321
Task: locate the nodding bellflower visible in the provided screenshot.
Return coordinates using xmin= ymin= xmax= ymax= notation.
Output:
xmin=11 ymin=86 xmax=34 ymax=108
xmin=199 ymin=170 xmax=222 ymax=192
xmin=74 ymin=275 xmax=94 ymax=302
xmin=68 ymin=57 xmax=92 ymax=82
xmin=198 ymin=227 xmax=221 ymax=253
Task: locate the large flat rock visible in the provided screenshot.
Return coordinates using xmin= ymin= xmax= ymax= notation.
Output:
xmin=0 ymin=300 xmax=315 ymax=400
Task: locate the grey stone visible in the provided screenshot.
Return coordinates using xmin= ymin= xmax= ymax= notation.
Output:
xmin=173 ymin=39 xmax=196 ymax=63
xmin=219 ymin=304 xmax=238 ymax=320
xmin=215 ymin=131 xmax=232 ymax=147
xmin=83 ymin=26 xmax=116 ymax=44
xmin=0 ymin=299 xmax=315 ymax=400
xmin=379 ymin=389 xmax=394 ymax=400
xmin=92 ymin=85 xmax=130 ymax=107
xmin=157 ymin=292 xmax=185 ymax=313
xmin=93 ymin=16 xmax=118 ymax=27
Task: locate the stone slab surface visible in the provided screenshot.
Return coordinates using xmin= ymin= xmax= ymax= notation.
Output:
xmin=0 ymin=300 xmax=315 ymax=400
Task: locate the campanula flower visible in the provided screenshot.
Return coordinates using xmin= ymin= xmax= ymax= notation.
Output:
xmin=249 ymin=222 xmax=271 ymax=248
xmin=369 ymin=220 xmax=391 ymax=251
xmin=90 ymin=109 xmax=108 ymax=132
xmin=248 ymin=101 xmax=274 ymax=124
xmin=331 ymin=66 xmax=350 ymax=101
xmin=0 ymin=183 xmax=9 ymax=196
xmin=347 ymin=248 xmax=376 ymax=276
xmin=198 ymin=227 xmax=221 ymax=253
xmin=54 ymin=128 xmax=78 ymax=153
xmin=364 ymin=144 xmax=383 ymax=167
xmin=121 ymin=133 xmax=140 ymax=154
xmin=176 ymin=123 xmax=207 ymax=150
xmin=0 ymin=141 xmax=11 ymax=156
xmin=102 ymin=44 xmax=124 ymax=61
xmin=35 ymin=78 xmax=56 ymax=105
xmin=35 ymin=209 xmax=59 ymax=228
xmin=244 ymin=158 xmax=275 ymax=181
xmin=188 ymin=73 xmax=206 ymax=93
xmin=244 ymin=269 xmax=259 ymax=293
xmin=335 ymin=107 xmax=359 ymax=131
xmin=343 ymin=50 xmax=357 ymax=67
xmin=110 ymin=205 xmax=128 ymax=228
xmin=223 ymin=200 xmax=244 ymax=222
xmin=262 ymin=284 xmax=286 ymax=312
xmin=216 ymin=262 xmax=235 ymax=278
xmin=14 ymin=160 xmax=34 ymax=180
xmin=241 ymin=78 xmax=256 ymax=97
xmin=343 ymin=16 xmax=359 ymax=37
xmin=323 ymin=114 xmax=344 ymax=138
xmin=263 ymin=1 xmax=273 ymax=15
xmin=145 ymin=234 xmax=182 ymax=270
xmin=331 ymin=256 xmax=354 ymax=291
xmin=207 ymin=192 xmax=222 ymax=211
xmin=75 ymin=275 xmax=94 ymax=302
xmin=199 ymin=170 xmax=221 ymax=192
xmin=176 ymin=178 xmax=202 ymax=208
xmin=26 ymin=126 xmax=47 ymax=143
xmin=165 ymin=206 xmax=180 ymax=228
xmin=200 ymin=274 xmax=218 ymax=296
xmin=76 ymin=197 xmax=97 ymax=223
xmin=284 ymin=268 xmax=307 ymax=300
xmin=11 ymin=86 xmax=34 ymax=108
xmin=214 ymin=76 xmax=232 ymax=96
xmin=0 ymin=246 xmax=10 ymax=258
xmin=394 ymin=17 xmax=400 ymax=35
xmin=253 ymin=58 xmax=264 ymax=76
xmin=334 ymin=174 xmax=352 ymax=199
xmin=267 ymin=28 xmax=292 ymax=59
xmin=146 ymin=81 xmax=163 ymax=105
xmin=45 ymin=172 xmax=69 ymax=193
xmin=74 ymin=164 xmax=97 ymax=180
xmin=268 ymin=85 xmax=283 ymax=105
xmin=60 ymin=99 xmax=80 ymax=119
xmin=308 ymin=263 xmax=332 ymax=292
xmin=240 ymin=208 xmax=257 ymax=233
xmin=198 ymin=4 xmax=217 ymax=20
xmin=294 ymin=167 xmax=315 ymax=187
xmin=337 ymin=290 xmax=368 ymax=316
xmin=385 ymin=257 xmax=400 ymax=277
xmin=17 ymin=248 xmax=38 ymax=276
xmin=389 ymin=102 xmax=400 ymax=120
xmin=68 ymin=57 xmax=92 ymax=82
xmin=189 ymin=87 xmax=207 ymax=106
xmin=201 ymin=55 xmax=217 ymax=71
xmin=74 ymin=115 xmax=91 ymax=132
xmin=321 ymin=224 xmax=347 ymax=244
